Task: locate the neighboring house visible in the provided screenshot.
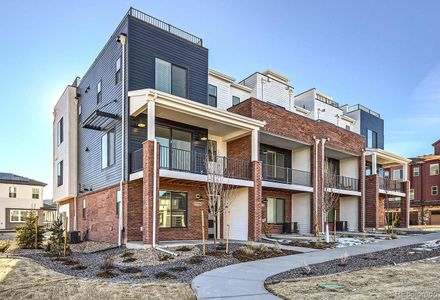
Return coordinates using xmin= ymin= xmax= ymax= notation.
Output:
xmin=52 ymin=7 xmax=410 ymax=246
xmin=0 ymin=173 xmax=48 ymax=230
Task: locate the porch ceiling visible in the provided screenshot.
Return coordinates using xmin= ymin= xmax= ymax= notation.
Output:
xmin=325 ymin=147 xmax=357 ymax=160
xmin=260 ymin=131 xmax=309 ymax=150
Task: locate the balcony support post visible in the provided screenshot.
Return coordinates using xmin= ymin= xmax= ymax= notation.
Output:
xmin=402 ymin=163 xmax=408 ymax=181
xmin=371 ymin=153 xmax=377 ymax=175
xmin=251 ymin=129 xmax=259 ymax=161
xmin=147 ymin=98 xmax=155 ymax=141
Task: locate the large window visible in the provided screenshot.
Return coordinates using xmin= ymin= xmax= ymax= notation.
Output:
xmin=57 ymin=117 xmax=63 ymax=145
xmin=32 ymin=188 xmax=39 ymax=199
xmin=367 ymin=129 xmax=377 ymax=148
xmin=432 ymin=186 xmax=438 ymax=196
xmin=232 ymin=96 xmax=240 ymax=106
xmin=393 ymin=169 xmax=402 ymax=180
xmin=9 ymin=187 xmax=17 ymax=198
xmin=267 ymin=198 xmax=285 ymax=224
xmin=57 ymin=160 xmax=63 ymax=187
xmin=156 ymin=126 xmax=191 ymax=171
xmin=413 ymin=167 xmax=420 ymax=177
xmin=430 ymin=163 xmax=439 ymax=176
xmin=97 ymin=80 xmax=102 ymax=103
xmin=208 ymin=84 xmax=217 ymax=107
xmin=10 ymin=210 xmax=29 ymax=222
xmin=265 ymin=150 xmax=286 ymax=179
xmin=159 ymin=191 xmax=187 ymax=228
xmin=155 ymin=58 xmax=187 ymax=98
xmin=115 ymin=57 xmax=122 ymax=84
xmin=101 ymin=129 xmax=115 ymax=169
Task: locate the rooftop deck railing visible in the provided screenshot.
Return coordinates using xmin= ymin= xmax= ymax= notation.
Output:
xmin=129 ymin=7 xmax=203 ymax=46
xmin=346 ymin=104 xmax=380 ymax=118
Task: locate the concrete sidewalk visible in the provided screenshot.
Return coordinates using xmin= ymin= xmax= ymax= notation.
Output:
xmin=192 ymin=232 xmax=440 ymax=299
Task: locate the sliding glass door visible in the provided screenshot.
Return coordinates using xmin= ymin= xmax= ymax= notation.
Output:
xmin=156 ymin=126 xmax=192 ymax=172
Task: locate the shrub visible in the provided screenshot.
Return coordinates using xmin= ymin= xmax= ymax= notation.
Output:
xmin=122 ymin=257 xmax=137 ymax=263
xmin=96 ymin=271 xmax=118 ymax=278
xmin=263 ymin=223 xmax=273 ymax=238
xmin=155 ymin=271 xmax=176 ymax=280
xmin=101 ymin=255 xmax=115 ymax=270
xmin=301 ymin=261 xmax=312 ymax=275
xmin=215 ymin=243 xmax=226 ymax=251
xmin=159 ymin=253 xmax=173 ymax=261
xmin=187 ymin=256 xmax=203 ymax=265
xmin=120 ymin=267 xmax=142 ymax=274
xmin=46 ymin=219 xmax=70 ymax=257
xmin=273 ymin=241 xmax=282 ymax=253
xmin=390 ymin=233 xmax=398 ymax=239
xmin=0 ymin=240 xmax=10 ymax=253
xmin=238 ymin=245 xmax=255 ymax=256
xmin=120 ymin=252 xmax=134 ymax=258
xmin=16 ymin=211 xmax=44 ymax=249
xmin=339 ymin=251 xmax=349 ymax=267
xmin=176 ymin=246 xmax=192 ymax=252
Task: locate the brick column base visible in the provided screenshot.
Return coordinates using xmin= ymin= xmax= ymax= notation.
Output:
xmin=248 ymin=161 xmax=262 ymax=241
xmin=400 ymin=181 xmax=410 ymax=228
xmin=365 ymin=174 xmax=381 ymax=229
xmin=143 ymin=140 xmax=160 ymax=244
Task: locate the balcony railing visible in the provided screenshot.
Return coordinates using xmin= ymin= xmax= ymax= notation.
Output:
xmin=130 ymin=146 xmax=251 ymax=180
xmin=262 ymin=164 xmax=312 ymax=186
xmin=326 ymin=175 xmax=360 ymax=192
xmin=379 ymin=177 xmax=404 ymax=193
xmin=346 ymin=104 xmax=380 ymax=118
xmin=129 ymin=7 xmax=203 ymax=46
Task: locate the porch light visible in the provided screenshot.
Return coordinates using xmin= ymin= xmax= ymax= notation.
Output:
xmin=137 ymin=121 xmax=146 ymax=128
xmin=200 ymin=137 xmax=208 ymax=141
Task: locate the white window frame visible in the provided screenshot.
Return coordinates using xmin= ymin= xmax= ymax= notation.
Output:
xmin=101 ymin=128 xmax=115 ymax=169
xmin=9 ymin=186 xmax=17 ymax=198
xmin=432 ymin=186 xmax=438 ymax=196
xmin=413 ymin=167 xmax=420 ymax=176
xmin=430 ymin=164 xmax=439 ymax=176
xmin=10 ymin=210 xmax=30 ymax=223
xmin=57 ymin=117 xmax=63 ymax=145
xmin=32 ymin=188 xmax=39 ymax=199
xmin=393 ymin=169 xmax=402 ymax=180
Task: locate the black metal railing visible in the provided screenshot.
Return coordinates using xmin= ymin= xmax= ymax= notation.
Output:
xmin=262 ymin=164 xmax=312 ymax=186
xmin=325 ymin=174 xmax=360 ymax=191
xmin=129 ymin=7 xmax=203 ymax=46
xmin=379 ymin=177 xmax=404 ymax=193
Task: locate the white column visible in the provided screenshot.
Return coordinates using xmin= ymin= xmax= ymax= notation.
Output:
xmin=402 ymin=163 xmax=408 ymax=181
xmin=251 ymin=129 xmax=258 ymax=161
xmin=372 ymin=153 xmax=377 ymax=175
xmin=147 ymin=100 xmax=155 ymax=141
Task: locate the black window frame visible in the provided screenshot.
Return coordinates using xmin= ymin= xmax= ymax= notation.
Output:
xmin=266 ymin=198 xmax=285 ymax=225
xmin=101 ymin=128 xmax=116 ymax=169
xmin=367 ymin=129 xmax=377 ymax=148
xmin=159 ymin=191 xmax=188 ymax=228
xmin=154 ymin=58 xmax=188 ymax=98
xmin=57 ymin=117 xmax=64 ymax=145
xmin=57 ymin=161 xmax=63 ymax=187
xmin=115 ymin=57 xmax=122 ymax=84
xmin=97 ymin=79 xmax=102 ymax=104
xmin=232 ymin=96 xmax=240 ymax=106
xmin=208 ymin=84 xmax=217 ymax=107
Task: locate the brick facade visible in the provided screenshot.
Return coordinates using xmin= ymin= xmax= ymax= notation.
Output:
xmin=365 ymin=174 xmax=380 ymax=228
xmin=262 ymin=189 xmax=292 ymax=234
xmin=400 ymin=181 xmax=410 ymax=228
xmin=248 ymin=161 xmax=262 ymax=240
xmin=142 ymin=140 xmax=159 ymax=244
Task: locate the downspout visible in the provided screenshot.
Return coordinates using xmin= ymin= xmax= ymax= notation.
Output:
xmin=313 ymin=137 xmax=321 ymax=233
xmin=117 ymin=33 xmax=127 ymax=247
xmin=361 ymin=150 xmax=366 ymax=232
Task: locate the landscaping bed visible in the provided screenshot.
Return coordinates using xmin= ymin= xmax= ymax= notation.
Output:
xmin=266 ymin=240 xmax=440 ymax=283
xmin=16 ymin=242 xmax=301 ymax=283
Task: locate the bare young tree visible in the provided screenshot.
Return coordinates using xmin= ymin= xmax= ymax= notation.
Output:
xmin=205 ymin=151 xmax=237 ymax=244
xmin=323 ymin=160 xmax=340 ymax=243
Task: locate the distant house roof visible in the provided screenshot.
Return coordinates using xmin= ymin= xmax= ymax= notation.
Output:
xmin=41 ymin=202 xmax=57 ymax=210
xmin=410 ymin=155 xmax=440 ymax=164
xmin=0 ymin=173 xmax=46 ymax=187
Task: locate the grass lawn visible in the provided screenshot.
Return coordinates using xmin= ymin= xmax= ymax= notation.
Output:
xmin=0 ymin=257 xmax=195 ymax=299
xmin=267 ymin=258 xmax=440 ymax=299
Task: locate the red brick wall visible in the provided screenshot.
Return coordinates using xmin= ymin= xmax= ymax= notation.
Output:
xmin=124 ymin=179 xmax=143 ymax=241
xmin=434 ymin=140 xmax=440 ymax=155
xmin=400 ymin=181 xmax=410 ymax=228
xmin=365 ymin=174 xmax=380 ymax=228
xmin=248 ymin=161 xmax=262 ymax=240
xmin=227 ymin=135 xmax=252 ymax=161
xmin=410 ymin=159 xmax=440 ymax=203
xmin=143 ymin=140 xmax=159 ymax=244
xmin=262 ymin=189 xmax=292 ymax=234
xmin=77 ymin=184 xmax=120 ymax=244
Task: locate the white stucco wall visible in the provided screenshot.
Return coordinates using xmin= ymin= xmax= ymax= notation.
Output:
xmin=292 ymin=147 xmax=311 ymax=172
xmin=292 ymin=192 xmax=311 ymax=233
xmin=339 ymin=196 xmax=359 ymax=231
xmin=340 ymin=157 xmax=359 ymax=179
xmin=226 ymin=187 xmax=249 ymax=240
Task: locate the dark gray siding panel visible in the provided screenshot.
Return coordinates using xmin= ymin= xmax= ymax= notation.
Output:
xmin=127 ymin=16 xmax=208 ymax=104
xmin=77 ymin=20 xmax=128 ymax=192
xmin=360 ymin=110 xmax=384 ymax=149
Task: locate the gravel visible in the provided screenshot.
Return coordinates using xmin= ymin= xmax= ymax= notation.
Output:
xmin=266 ymin=240 xmax=440 ymax=283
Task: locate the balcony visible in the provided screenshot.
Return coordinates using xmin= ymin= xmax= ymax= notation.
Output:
xmin=326 ymin=175 xmax=360 ymax=192
xmin=262 ymin=164 xmax=312 ymax=187
xmin=130 ymin=146 xmax=252 ymax=181
xmin=379 ymin=177 xmax=404 ymax=193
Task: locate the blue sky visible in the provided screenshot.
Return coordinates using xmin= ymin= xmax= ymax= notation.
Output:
xmin=1 ymin=0 xmax=439 ymax=198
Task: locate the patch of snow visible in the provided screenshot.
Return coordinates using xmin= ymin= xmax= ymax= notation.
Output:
xmin=336 ymin=237 xmax=378 ymax=248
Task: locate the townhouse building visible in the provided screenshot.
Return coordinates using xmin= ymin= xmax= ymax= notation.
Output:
xmin=0 ymin=173 xmax=54 ymax=229
xmin=52 ymin=7 xmax=409 ymax=245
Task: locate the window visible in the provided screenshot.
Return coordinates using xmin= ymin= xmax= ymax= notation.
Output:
xmin=159 ymin=191 xmax=187 ymax=228
xmin=97 ymin=80 xmax=102 ymax=103
xmin=115 ymin=57 xmax=122 ymax=84
xmin=9 ymin=187 xmax=17 ymax=198
xmin=384 ymin=170 xmax=390 ymax=178
xmin=57 ymin=161 xmax=63 ymax=187
xmin=413 ymin=167 xmax=420 ymax=176
xmin=367 ymin=129 xmax=377 ymax=148
xmin=432 ymin=186 xmax=438 ymax=196
xmin=430 ymin=163 xmax=439 ymax=176
xmin=393 ymin=169 xmax=402 ymax=180
xmin=78 ymin=104 xmax=82 ymax=116
xmin=208 ymin=84 xmax=217 ymax=107
xmin=232 ymin=96 xmax=240 ymax=106
xmin=82 ymin=199 xmax=86 ymax=219
xmin=345 ymin=125 xmax=351 ymax=131
xmin=267 ymin=198 xmax=285 ymax=224
xmin=207 ymin=140 xmax=217 ymax=161
xmin=265 ymin=150 xmax=286 ymax=179
xmin=155 ymin=58 xmax=187 ymax=98
xmin=10 ymin=210 xmax=29 ymax=222
xmin=101 ymin=129 xmax=115 ymax=169
xmin=32 ymin=188 xmax=39 ymax=199
xmin=57 ymin=117 xmax=63 ymax=145
xmin=410 ymin=189 xmax=415 ymax=200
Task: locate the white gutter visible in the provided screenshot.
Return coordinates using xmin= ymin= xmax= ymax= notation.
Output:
xmin=117 ymin=33 xmax=127 ymax=247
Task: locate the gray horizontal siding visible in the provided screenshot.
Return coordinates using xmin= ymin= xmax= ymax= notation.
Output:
xmin=360 ymin=110 xmax=384 ymax=149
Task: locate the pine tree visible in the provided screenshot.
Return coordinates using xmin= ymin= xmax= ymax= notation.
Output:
xmin=46 ymin=219 xmax=70 ymax=257
xmin=16 ymin=211 xmax=44 ymax=249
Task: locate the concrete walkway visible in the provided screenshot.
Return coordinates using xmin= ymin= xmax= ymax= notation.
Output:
xmin=192 ymin=232 xmax=440 ymax=299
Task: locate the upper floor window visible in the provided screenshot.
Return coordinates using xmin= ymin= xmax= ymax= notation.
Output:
xmin=97 ymin=80 xmax=102 ymax=103
xmin=9 ymin=187 xmax=17 ymax=198
xmin=367 ymin=129 xmax=377 ymax=148
xmin=413 ymin=167 xmax=420 ymax=176
xmin=101 ymin=129 xmax=115 ymax=169
xmin=393 ymin=169 xmax=402 ymax=180
xmin=430 ymin=163 xmax=439 ymax=176
xmin=32 ymin=188 xmax=39 ymax=199
xmin=410 ymin=189 xmax=415 ymax=200
xmin=208 ymin=84 xmax=217 ymax=107
xmin=57 ymin=117 xmax=64 ymax=145
xmin=232 ymin=96 xmax=240 ymax=106
xmin=155 ymin=58 xmax=187 ymax=98
xmin=432 ymin=186 xmax=438 ymax=196
xmin=57 ymin=161 xmax=63 ymax=187
xmin=115 ymin=57 xmax=122 ymax=84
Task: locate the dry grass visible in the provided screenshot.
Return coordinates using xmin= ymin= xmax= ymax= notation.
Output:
xmin=267 ymin=258 xmax=440 ymax=299
xmin=0 ymin=257 xmax=195 ymax=300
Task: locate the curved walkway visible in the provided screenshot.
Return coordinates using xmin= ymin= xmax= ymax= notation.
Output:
xmin=192 ymin=232 xmax=440 ymax=299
